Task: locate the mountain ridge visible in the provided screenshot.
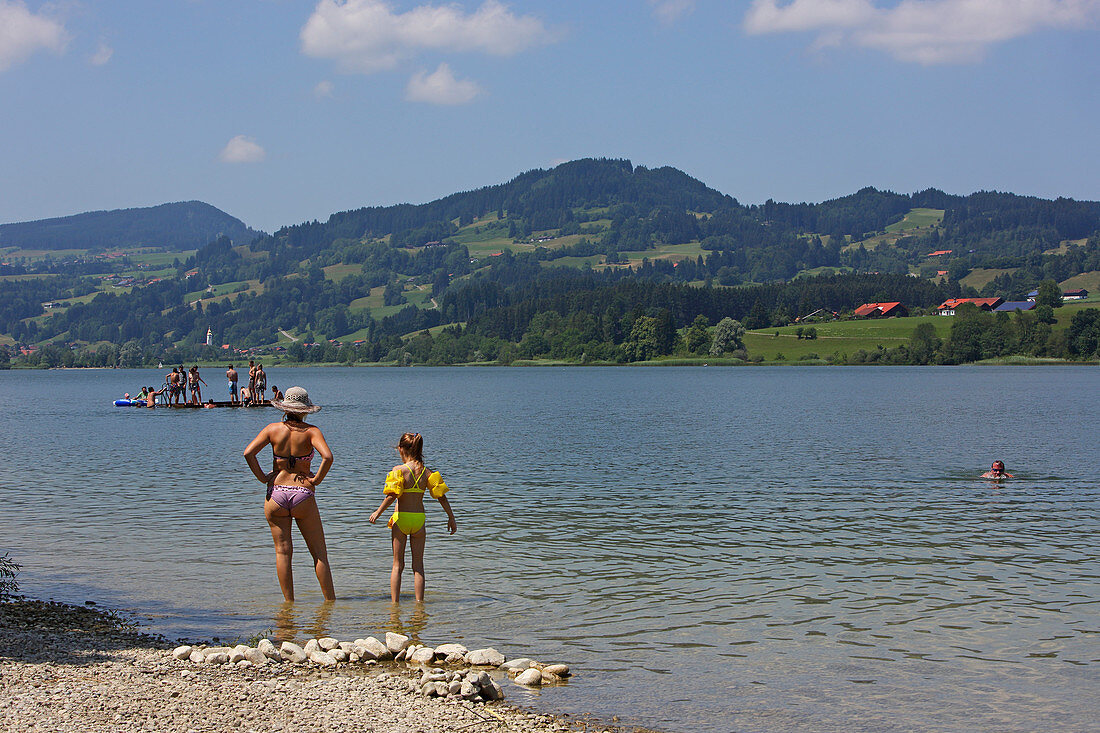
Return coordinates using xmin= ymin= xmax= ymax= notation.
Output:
xmin=0 ymin=201 xmax=261 ymax=252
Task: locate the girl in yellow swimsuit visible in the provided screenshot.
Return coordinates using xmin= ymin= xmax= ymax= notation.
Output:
xmin=368 ymin=432 xmax=457 ymax=602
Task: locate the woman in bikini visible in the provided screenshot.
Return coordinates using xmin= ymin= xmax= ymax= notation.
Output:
xmin=369 ymin=432 xmax=456 ymax=603
xmin=244 ymin=386 xmax=336 ymax=602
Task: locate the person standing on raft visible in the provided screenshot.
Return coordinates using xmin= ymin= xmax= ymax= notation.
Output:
xmin=244 ymin=387 xmax=336 ymax=602
xmin=369 ymin=432 xmax=456 ymax=603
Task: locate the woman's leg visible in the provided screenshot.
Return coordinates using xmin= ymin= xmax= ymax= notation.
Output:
xmin=294 ymin=501 xmax=336 ymax=601
xmin=265 ymin=500 xmax=295 ymax=602
xmin=390 ymin=528 xmax=408 ymax=603
xmin=409 ymin=528 xmax=426 ymax=602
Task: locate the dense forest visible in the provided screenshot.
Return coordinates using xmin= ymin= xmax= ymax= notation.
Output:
xmin=3 ymin=158 xmax=1099 ymax=368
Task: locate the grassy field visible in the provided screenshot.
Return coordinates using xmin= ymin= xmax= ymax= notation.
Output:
xmin=885 ymin=208 xmax=944 ymax=233
xmin=1044 ymin=238 xmax=1088 ymax=255
xmin=744 ymin=315 xmax=948 ymax=361
xmin=1060 ymin=270 xmax=1100 ymax=296
xmin=322 ymin=263 xmax=363 ymax=281
xmin=846 ymin=208 xmax=945 ymax=252
xmin=184 ymin=280 xmax=263 ymax=304
xmin=348 ymin=282 xmax=434 ymax=319
xmin=0 ymin=273 xmax=59 ymax=281
xmin=960 ymin=268 xmax=1016 ymax=290
xmin=740 ymin=304 xmax=1100 ymax=361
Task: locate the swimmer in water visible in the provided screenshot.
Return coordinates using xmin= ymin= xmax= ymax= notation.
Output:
xmin=981 ymin=460 xmax=1013 ymax=479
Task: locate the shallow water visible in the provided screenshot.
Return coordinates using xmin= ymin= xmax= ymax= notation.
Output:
xmin=4 ymin=366 xmax=1099 ymax=732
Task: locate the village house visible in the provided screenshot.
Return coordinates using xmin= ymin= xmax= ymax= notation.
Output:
xmin=935 ymin=297 xmax=1004 ymax=316
xmin=1026 ymin=288 xmax=1089 ymax=302
xmin=853 ymin=302 xmax=908 ymax=318
xmin=993 ymin=301 xmax=1036 ymax=313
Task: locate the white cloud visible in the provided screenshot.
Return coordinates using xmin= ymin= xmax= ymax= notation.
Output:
xmin=219 ymin=135 xmax=267 ymax=164
xmin=405 ymin=62 xmax=483 ymax=104
xmin=300 ymin=0 xmax=556 ymax=73
xmin=90 ymin=41 xmax=113 ymax=66
xmin=743 ymin=0 xmax=1100 ymax=64
xmin=314 ymin=79 xmax=335 ymax=98
xmin=0 ymin=0 xmax=68 ymax=73
xmin=649 ymin=0 xmax=695 ymax=25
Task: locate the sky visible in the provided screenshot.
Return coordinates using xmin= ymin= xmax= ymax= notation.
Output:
xmin=2 ymin=0 xmax=1098 ymax=233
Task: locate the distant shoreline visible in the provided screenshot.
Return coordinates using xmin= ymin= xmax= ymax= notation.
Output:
xmin=9 ymin=356 xmax=1099 ymax=371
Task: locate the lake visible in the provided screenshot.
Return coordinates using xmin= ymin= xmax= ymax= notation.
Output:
xmin=4 ymin=366 xmax=1098 ymax=732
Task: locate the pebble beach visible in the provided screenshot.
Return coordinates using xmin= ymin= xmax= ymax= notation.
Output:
xmin=1 ymin=599 xmax=656 ymax=733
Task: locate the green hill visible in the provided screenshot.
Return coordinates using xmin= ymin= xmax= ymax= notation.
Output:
xmin=3 ymin=158 xmax=1100 ymax=367
xmin=0 ymin=201 xmax=260 ymax=252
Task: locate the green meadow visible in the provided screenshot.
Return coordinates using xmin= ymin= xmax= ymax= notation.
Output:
xmin=885 ymin=208 xmax=944 ymax=232
xmin=743 ymin=303 xmax=1100 ymax=362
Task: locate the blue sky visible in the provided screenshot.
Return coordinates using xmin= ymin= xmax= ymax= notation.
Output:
xmin=2 ymin=0 xmax=1098 ymax=233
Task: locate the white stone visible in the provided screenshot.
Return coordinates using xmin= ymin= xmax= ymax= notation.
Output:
xmin=409 ymin=647 xmax=436 ymax=664
xmin=330 ymin=648 xmax=348 ymax=662
xmin=394 ymin=648 xmax=407 ymax=661
xmin=318 ymin=637 xmax=339 ymax=651
xmin=338 ymin=641 xmax=355 ymax=652
xmin=460 ymin=680 xmax=477 ymax=698
xmin=257 ymin=638 xmax=279 ymax=659
xmin=243 ymin=648 xmax=268 ymax=666
xmin=444 ymin=652 xmax=465 ymax=664
xmin=188 ymin=650 xmax=205 ymax=664
xmin=309 ymin=649 xmax=338 ymax=667
xmin=204 ymin=652 xmax=229 ymax=665
xmin=303 ymin=639 xmax=320 ymax=654
xmin=172 ymin=645 xmax=193 ymax=660
xmin=348 ymin=653 xmax=361 ymax=663
xmin=228 ymin=650 xmax=247 ymax=664
xmin=542 ymin=663 xmax=570 ymax=677
xmin=500 ymin=657 xmax=536 ymax=671
xmin=448 ymin=680 xmax=462 ymax=696
xmin=434 ymin=643 xmax=468 ymax=657
xmin=540 ymin=669 xmax=561 ymax=683
xmin=514 ymin=668 xmax=543 ymax=686
xmin=464 ymin=648 xmax=505 ymax=667
xmin=361 ymin=637 xmax=391 ymax=660
xmin=385 ymin=632 xmax=411 ymax=654
xmin=236 ymin=660 xmax=252 ymax=668
xmin=280 ymin=642 xmax=308 ymax=663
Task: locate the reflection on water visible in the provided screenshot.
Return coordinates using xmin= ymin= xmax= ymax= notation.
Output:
xmin=4 ymin=366 xmax=1100 ymax=732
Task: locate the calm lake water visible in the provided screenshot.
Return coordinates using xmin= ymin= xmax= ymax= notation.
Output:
xmin=4 ymin=366 xmax=1099 ymax=732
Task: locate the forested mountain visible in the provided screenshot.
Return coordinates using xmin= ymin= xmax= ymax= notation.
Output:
xmin=0 ymin=201 xmax=259 ymax=251
xmin=4 ymin=158 xmax=1100 ymax=368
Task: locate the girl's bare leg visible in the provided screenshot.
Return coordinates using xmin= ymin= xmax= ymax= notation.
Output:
xmin=265 ymin=501 xmax=295 ymax=602
xmin=295 ymin=501 xmax=335 ymax=601
xmin=409 ymin=528 xmax=426 ymax=602
xmin=390 ymin=528 xmax=408 ymax=603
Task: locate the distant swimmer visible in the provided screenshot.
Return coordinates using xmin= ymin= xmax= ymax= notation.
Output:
xmin=981 ymin=460 xmax=1013 ymax=480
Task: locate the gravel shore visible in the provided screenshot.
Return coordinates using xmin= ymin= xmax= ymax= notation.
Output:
xmin=1 ymin=599 xmax=655 ymax=733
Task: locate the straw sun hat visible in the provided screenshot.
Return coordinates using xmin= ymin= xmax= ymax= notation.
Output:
xmin=271 ymin=386 xmax=321 ymax=414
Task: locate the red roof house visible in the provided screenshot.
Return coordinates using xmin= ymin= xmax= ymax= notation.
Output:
xmin=926 ymin=250 xmax=953 ymax=257
xmin=854 ymin=302 xmax=908 ymax=318
xmin=935 ymin=297 xmax=1003 ymax=315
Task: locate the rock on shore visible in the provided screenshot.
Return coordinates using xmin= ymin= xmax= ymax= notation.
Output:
xmin=0 ymin=600 xmax=638 ymax=733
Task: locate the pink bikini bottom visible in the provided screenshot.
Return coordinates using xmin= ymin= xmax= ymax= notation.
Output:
xmin=267 ymin=484 xmax=314 ymax=511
